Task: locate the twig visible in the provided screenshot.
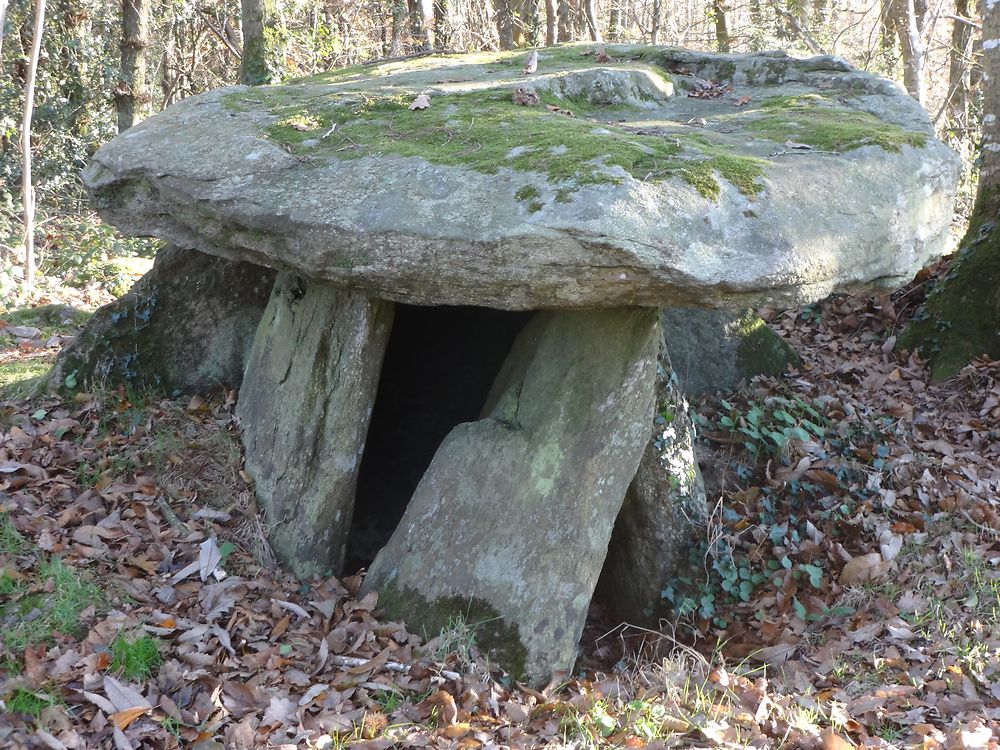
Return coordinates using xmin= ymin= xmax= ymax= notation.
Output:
xmin=328 ymin=654 xmax=460 ymax=681
xmin=196 ymin=9 xmax=243 ymax=59
xmin=155 ymin=495 xmax=189 ymax=534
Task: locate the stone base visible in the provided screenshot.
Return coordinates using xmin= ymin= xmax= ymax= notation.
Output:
xmin=238 ymin=275 xmax=393 ymax=579
xmin=49 ymin=246 xmax=275 ymax=395
xmin=661 ymin=308 xmax=799 ymax=396
xmin=361 ymin=308 xmax=660 ymax=684
xmin=599 ymin=348 xmax=708 ymax=626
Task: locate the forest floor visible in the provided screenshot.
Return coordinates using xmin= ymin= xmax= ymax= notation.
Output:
xmin=0 ymin=260 xmax=998 ymax=750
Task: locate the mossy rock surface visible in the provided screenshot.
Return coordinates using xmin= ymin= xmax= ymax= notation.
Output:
xmin=85 ymin=45 xmax=958 ymax=310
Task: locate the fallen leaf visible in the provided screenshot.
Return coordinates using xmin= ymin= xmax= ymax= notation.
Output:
xmin=409 ymin=94 xmax=431 ymax=110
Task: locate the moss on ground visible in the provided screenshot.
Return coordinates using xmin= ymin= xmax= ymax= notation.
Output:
xmin=742 ymin=95 xmax=927 ymax=152
xmin=374 ymin=585 xmax=529 ymax=680
xmin=0 ymin=358 xmax=52 ymax=400
xmin=228 ymin=47 xmax=925 ymax=202
xmin=226 ymin=87 xmax=764 ymax=199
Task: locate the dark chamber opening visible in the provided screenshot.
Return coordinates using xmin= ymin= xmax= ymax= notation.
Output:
xmin=344 ymin=304 xmax=532 ymax=574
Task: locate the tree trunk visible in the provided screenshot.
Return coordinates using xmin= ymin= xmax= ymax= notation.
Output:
xmin=433 ymin=0 xmax=449 ymax=48
xmin=517 ymin=0 xmax=541 ymax=46
xmin=712 ymin=0 xmax=730 ymax=51
xmin=650 ymin=0 xmax=662 ymax=44
xmin=885 ymin=0 xmax=927 ymax=105
xmin=496 ymin=0 xmax=515 ymax=48
xmin=408 ymin=0 xmax=433 ymax=49
xmin=608 ymin=1 xmax=620 ymax=40
xmin=583 ymin=0 xmax=602 ymax=41
xmin=945 ymin=0 xmax=974 ymax=122
xmin=240 ymin=0 xmax=285 ymax=85
xmin=0 ymin=0 xmax=10 ymax=69
xmin=21 ymin=0 xmax=45 ymax=289
xmin=544 ymin=0 xmax=556 ymax=44
xmin=557 ymin=0 xmax=572 ymax=41
xmin=389 ymin=0 xmax=406 ymax=55
xmin=118 ymin=0 xmax=150 ymax=133
xmin=898 ymin=0 xmax=1000 ymax=379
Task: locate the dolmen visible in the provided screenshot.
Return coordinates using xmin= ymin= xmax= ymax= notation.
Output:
xmin=55 ymin=45 xmax=959 ymax=684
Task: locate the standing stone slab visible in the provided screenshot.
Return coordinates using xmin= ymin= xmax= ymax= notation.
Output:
xmin=599 ymin=350 xmax=708 ymax=626
xmin=238 ymin=274 xmax=394 ymax=579
xmin=49 ymin=246 xmax=275 ymax=395
xmin=661 ymin=308 xmax=799 ymax=396
xmin=362 ymin=307 xmax=660 ymax=684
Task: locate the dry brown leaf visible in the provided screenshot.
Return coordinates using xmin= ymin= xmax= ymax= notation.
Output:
xmin=444 ymin=722 xmax=472 ymax=738
xmin=838 ymin=552 xmax=886 ymax=585
xmin=111 ymin=706 xmax=150 ymax=731
xmin=821 ymin=727 xmax=854 ymax=750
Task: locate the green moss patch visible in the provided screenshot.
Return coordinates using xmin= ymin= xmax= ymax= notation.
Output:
xmin=227 ymin=87 xmax=764 ymax=199
xmin=898 ymin=189 xmax=1000 ymax=381
xmin=741 ymin=95 xmax=926 ymax=152
xmin=734 ymin=311 xmax=800 ymax=376
xmin=375 ymin=585 xmax=529 ymax=680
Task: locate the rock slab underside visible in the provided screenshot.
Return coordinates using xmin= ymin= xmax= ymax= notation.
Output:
xmin=237 ymin=275 xmax=394 ymax=579
xmin=83 ymin=46 xmax=959 ymax=310
xmin=50 ymin=247 xmax=275 ymax=394
xmin=362 ymin=307 xmax=659 ymax=683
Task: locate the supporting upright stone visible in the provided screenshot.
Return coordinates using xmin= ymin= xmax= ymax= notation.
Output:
xmin=599 ymin=348 xmax=708 ymax=626
xmin=362 ymin=308 xmax=660 ymax=684
xmin=238 ymin=274 xmax=394 ymax=579
xmin=49 ymin=246 xmax=275 ymax=395
xmin=661 ymin=308 xmax=799 ymax=396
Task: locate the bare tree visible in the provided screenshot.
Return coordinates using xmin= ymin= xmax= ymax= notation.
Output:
xmin=118 ymin=0 xmax=150 ymax=132
xmin=433 ymin=0 xmax=451 ymax=48
xmin=944 ymin=2 xmax=977 ymax=121
xmin=883 ymin=0 xmax=929 ymax=104
xmin=557 ymin=0 xmax=572 ymax=40
xmin=712 ymin=0 xmax=730 ymax=50
xmin=496 ymin=0 xmax=516 ymax=47
xmin=584 ymin=0 xmax=603 ymax=40
xmin=21 ymin=0 xmax=46 ymax=289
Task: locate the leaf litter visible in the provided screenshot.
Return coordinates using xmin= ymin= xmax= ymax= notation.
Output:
xmin=0 ymin=261 xmax=999 ymax=748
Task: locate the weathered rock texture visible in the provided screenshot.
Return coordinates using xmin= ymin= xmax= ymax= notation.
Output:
xmin=49 ymin=246 xmax=275 ymax=394
xmin=238 ymin=275 xmax=394 ymax=579
xmin=362 ymin=308 xmax=660 ymax=683
xmin=599 ymin=354 xmax=708 ymax=626
xmin=81 ymin=45 xmax=958 ymax=311
xmin=661 ymin=308 xmax=799 ymax=395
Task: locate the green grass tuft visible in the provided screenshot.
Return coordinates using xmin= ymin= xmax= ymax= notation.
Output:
xmin=6 ymin=687 xmax=59 ymax=718
xmin=110 ymin=633 xmax=163 ymax=680
xmin=1 ymin=558 xmax=104 ymax=651
xmin=0 ymin=513 xmax=28 ymax=554
xmin=0 ymin=358 xmax=51 ymax=401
